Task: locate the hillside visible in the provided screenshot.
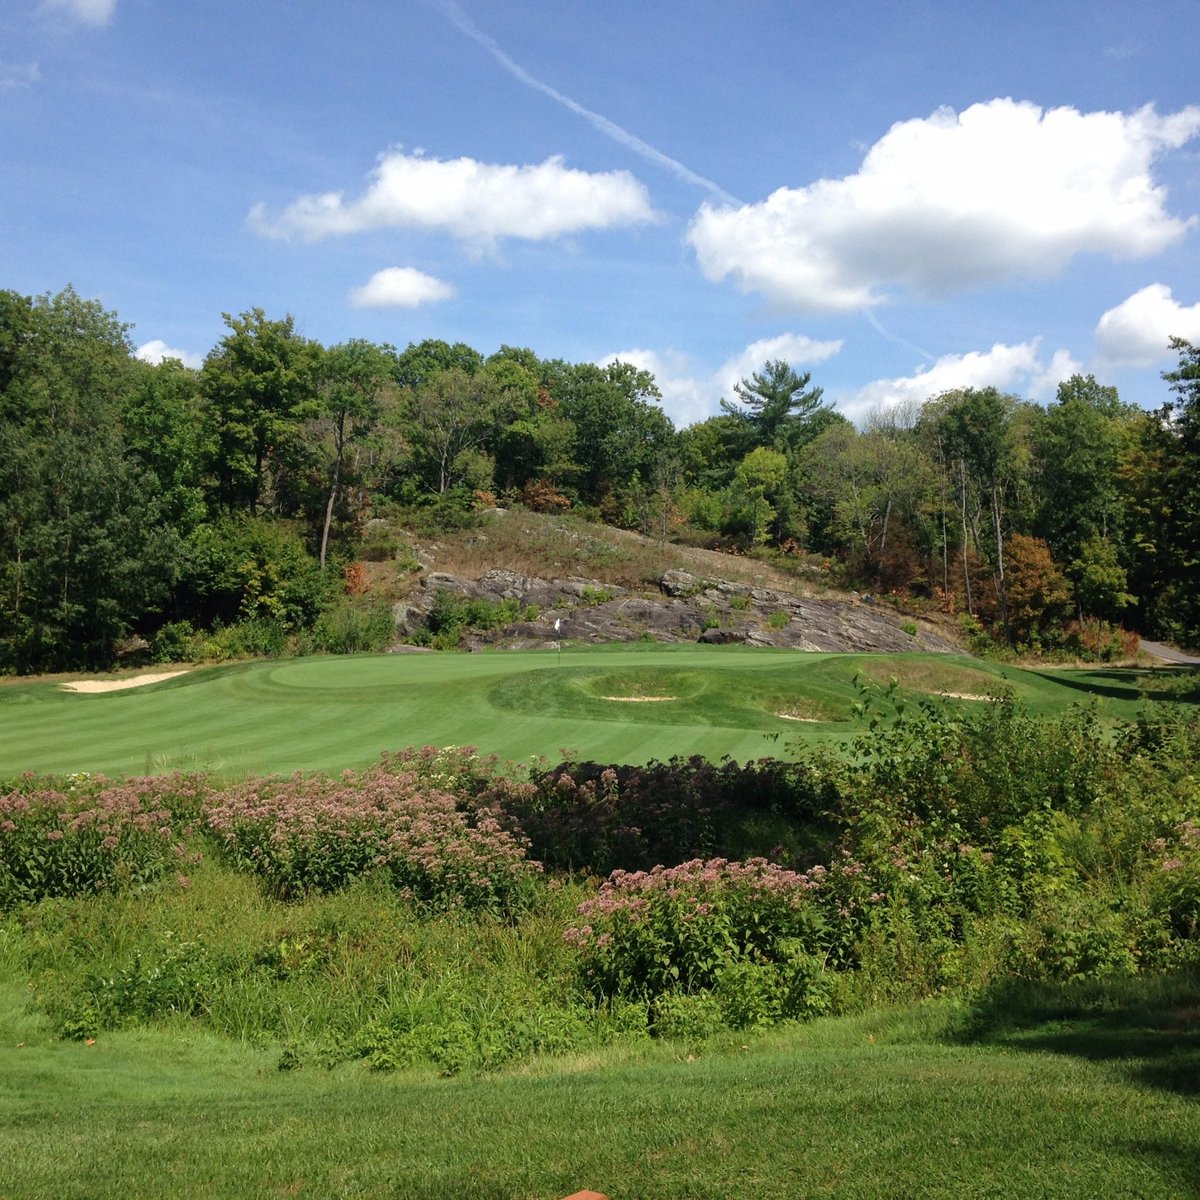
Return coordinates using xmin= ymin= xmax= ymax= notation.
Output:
xmin=370 ymin=510 xmax=963 ymax=655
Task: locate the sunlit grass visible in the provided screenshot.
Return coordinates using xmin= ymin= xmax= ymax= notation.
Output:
xmin=1 ymin=983 xmax=1197 ymax=1199
xmin=0 ymin=648 xmax=1191 ymax=778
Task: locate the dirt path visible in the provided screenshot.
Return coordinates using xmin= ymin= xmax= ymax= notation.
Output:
xmin=1140 ymin=640 xmax=1200 ymax=666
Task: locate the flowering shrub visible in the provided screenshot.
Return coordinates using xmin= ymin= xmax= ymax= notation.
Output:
xmin=565 ymin=858 xmax=829 ymax=1023
xmin=203 ymin=764 xmax=541 ymax=910
xmin=0 ymin=773 xmax=202 ymax=906
xmin=1146 ymin=818 xmax=1200 ymax=955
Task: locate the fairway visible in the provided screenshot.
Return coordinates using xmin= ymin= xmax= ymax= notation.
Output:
xmin=0 ymin=646 xmax=1181 ymax=778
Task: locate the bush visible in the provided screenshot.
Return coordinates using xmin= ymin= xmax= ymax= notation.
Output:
xmin=152 ymin=620 xmax=203 ymax=663
xmin=0 ymin=774 xmax=204 ymax=907
xmin=485 ymin=755 xmax=840 ymax=876
xmin=565 ymin=858 xmax=828 ymax=1005
xmin=310 ymin=599 xmax=396 ymax=654
xmin=203 ymin=762 xmax=541 ymax=912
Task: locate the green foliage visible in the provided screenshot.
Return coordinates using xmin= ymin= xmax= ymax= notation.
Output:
xmin=203 ymin=760 xmax=541 ymax=911
xmin=566 ymin=858 xmax=829 ymax=1008
xmin=200 ymin=308 xmax=321 ymax=516
xmin=419 ymin=588 xmax=536 ymax=645
xmin=0 ymin=774 xmax=204 ymax=907
xmin=60 ymin=933 xmax=224 ymax=1039
xmin=309 ymin=598 xmax=395 ymax=654
xmin=0 ymin=288 xmax=186 ymax=673
xmin=151 ymin=619 xmax=203 ymax=664
xmin=183 ymin=517 xmax=333 ymax=631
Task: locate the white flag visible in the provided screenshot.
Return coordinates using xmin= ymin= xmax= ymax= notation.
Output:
xmin=554 ymin=618 xmax=562 ymax=632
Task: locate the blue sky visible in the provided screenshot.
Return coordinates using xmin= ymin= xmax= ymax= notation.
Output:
xmin=3 ymin=0 xmax=1199 ymax=427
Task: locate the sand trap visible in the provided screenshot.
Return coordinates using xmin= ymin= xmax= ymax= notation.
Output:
xmin=600 ymin=695 xmax=677 ymax=702
xmin=935 ymin=691 xmax=992 ymax=701
xmin=61 ymin=670 xmax=191 ymax=694
xmin=777 ymin=711 xmax=821 ymax=722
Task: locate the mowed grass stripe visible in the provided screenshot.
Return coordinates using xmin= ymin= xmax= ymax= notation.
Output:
xmin=0 ymin=648 xmax=1185 ymax=778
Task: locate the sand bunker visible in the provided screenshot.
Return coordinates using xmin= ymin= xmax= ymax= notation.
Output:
xmin=777 ymin=711 xmax=821 ymax=722
xmin=935 ymin=691 xmax=992 ymax=701
xmin=600 ymin=695 xmax=677 ymax=702
xmin=61 ymin=670 xmax=191 ymax=694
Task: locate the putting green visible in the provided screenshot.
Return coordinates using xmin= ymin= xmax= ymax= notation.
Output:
xmin=0 ymin=646 xmax=1178 ymax=778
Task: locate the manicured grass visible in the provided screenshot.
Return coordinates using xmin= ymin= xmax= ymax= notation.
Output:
xmin=1 ymin=987 xmax=1197 ymax=1199
xmin=0 ymin=647 xmax=1190 ymax=777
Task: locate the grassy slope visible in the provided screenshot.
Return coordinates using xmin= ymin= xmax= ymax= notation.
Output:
xmin=0 ymin=647 xmax=1179 ymax=778
xmin=1 ymin=984 xmax=1197 ymax=1200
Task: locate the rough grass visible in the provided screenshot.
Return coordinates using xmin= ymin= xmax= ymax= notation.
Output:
xmin=1 ymin=649 xmax=1192 ymax=778
xmin=406 ymin=509 xmax=828 ymax=595
xmin=1 ymin=978 xmax=1197 ymax=1199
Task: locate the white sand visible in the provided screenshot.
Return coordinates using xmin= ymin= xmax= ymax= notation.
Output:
xmin=600 ymin=695 xmax=677 ymax=702
xmin=61 ymin=670 xmax=191 ymax=694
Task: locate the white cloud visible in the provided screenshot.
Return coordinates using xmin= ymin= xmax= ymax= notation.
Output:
xmin=348 ymin=267 xmax=456 ymax=309
xmin=1094 ymin=284 xmax=1200 ymax=366
xmin=601 ymin=333 xmax=843 ymax=428
xmin=840 ymin=340 xmax=1077 ymax=423
xmin=249 ymin=150 xmax=656 ymax=249
xmin=688 ymin=99 xmax=1200 ymax=314
xmin=42 ymin=0 xmax=116 ymax=26
xmin=713 ymin=334 xmax=843 ymax=400
xmin=0 ymin=63 xmax=40 ymax=89
xmin=135 ymin=340 xmax=202 ymax=369
xmin=599 ymin=348 xmax=715 ymax=429
xmin=1030 ymin=348 xmax=1086 ymax=401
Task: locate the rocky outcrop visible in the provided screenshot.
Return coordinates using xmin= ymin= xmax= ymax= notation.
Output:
xmin=391 ymin=567 xmax=960 ymax=655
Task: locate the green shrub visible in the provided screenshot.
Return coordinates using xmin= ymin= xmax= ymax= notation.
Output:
xmin=60 ymin=933 xmax=225 ymax=1039
xmin=566 ymin=858 xmax=828 ymax=1004
xmin=203 ymin=763 xmax=541 ymax=912
xmin=152 ymin=620 xmax=203 ymax=663
xmin=0 ymin=775 xmax=203 ymax=907
xmin=311 ymin=600 xmax=396 ymax=654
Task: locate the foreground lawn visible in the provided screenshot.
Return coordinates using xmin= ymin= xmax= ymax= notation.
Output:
xmin=1 ymin=987 xmax=1196 ymax=1199
xmin=0 ymin=646 xmax=1188 ymax=777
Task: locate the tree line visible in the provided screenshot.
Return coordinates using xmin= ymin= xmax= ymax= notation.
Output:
xmin=1 ymin=285 xmax=1197 ymax=672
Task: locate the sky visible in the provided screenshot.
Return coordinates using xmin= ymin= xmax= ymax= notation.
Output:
xmin=3 ymin=0 xmax=1199 ymax=428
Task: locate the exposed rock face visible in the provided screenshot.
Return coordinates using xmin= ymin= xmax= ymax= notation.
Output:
xmin=393 ymin=567 xmax=960 ymax=655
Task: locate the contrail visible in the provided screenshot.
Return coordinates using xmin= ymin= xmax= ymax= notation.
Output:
xmin=862 ymin=310 xmax=935 ymax=364
xmin=431 ymin=0 xmax=742 ymax=207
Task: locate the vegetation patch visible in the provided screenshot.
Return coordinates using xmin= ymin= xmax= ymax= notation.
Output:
xmin=855 ymin=655 xmax=1013 ymax=699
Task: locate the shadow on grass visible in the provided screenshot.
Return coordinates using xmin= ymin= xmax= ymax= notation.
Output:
xmin=956 ymin=970 xmax=1200 ymax=1095
xmin=1025 ymin=668 xmax=1153 ymax=703
xmin=954 ymin=971 xmax=1200 ymax=1194
xmin=955 ymin=974 xmax=1200 ymax=1190
xmin=1028 ymin=665 xmax=1200 ymax=706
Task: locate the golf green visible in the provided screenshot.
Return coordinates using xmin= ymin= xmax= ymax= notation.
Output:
xmin=0 ymin=646 xmax=1170 ymax=778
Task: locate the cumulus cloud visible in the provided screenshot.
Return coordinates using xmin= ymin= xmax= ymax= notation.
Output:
xmin=601 ymin=333 xmax=843 ymax=428
xmin=1 ymin=63 xmax=40 ymax=89
xmin=348 ymin=267 xmax=456 ymax=309
xmin=42 ymin=0 xmax=116 ymax=26
xmin=1094 ymin=284 xmax=1200 ymax=366
xmin=249 ymin=150 xmax=655 ymax=249
xmin=840 ymin=340 xmax=1078 ymax=424
xmin=135 ymin=340 xmax=202 ymax=369
xmin=688 ymin=99 xmax=1200 ymax=314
